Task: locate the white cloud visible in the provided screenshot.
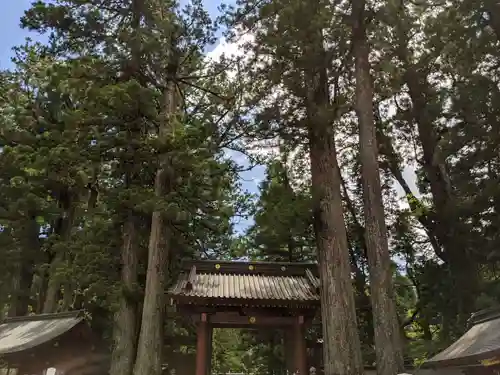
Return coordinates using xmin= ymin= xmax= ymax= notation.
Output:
xmin=206 ymin=32 xmax=254 ymax=66
xmin=206 ymin=29 xmax=281 ymax=161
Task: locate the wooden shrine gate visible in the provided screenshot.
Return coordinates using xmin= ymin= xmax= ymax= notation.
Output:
xmin=168 ymin=260 xmax=321 ymax=375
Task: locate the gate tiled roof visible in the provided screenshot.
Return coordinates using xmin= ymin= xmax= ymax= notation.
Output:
xmin=168 ymin=260 xmax=320 ymax=307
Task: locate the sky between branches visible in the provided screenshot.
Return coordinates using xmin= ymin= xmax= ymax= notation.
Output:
xmin=0 ymin=0 xmax=420 ymax=235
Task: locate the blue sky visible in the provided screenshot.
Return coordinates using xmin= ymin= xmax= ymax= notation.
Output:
xmin=0 ymin=1 xmax=42 ymax=70
xmin=0 ymin=1 xmax=225 ymax=67
xmin=0 ymin=1 xmax=265 ymax=234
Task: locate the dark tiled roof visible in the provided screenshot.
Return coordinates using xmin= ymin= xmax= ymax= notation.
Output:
xmin=0 ymin=311 xmax=83 ymax=354
xmin=170 ymin=273 xmax=319 ymax=302
xmin=424 ymin=306 xmax=500 ymax=367
xmin=168 ymin=261 xmax=320 ymax=305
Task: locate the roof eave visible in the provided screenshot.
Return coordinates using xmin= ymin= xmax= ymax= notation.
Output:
xmin=422 ymin=349 xmax=500 ymax=369
xmin=0 ymin=311 xmax=85 ymax=355
xmin=168 ymin=294 xmax=321 ymax=309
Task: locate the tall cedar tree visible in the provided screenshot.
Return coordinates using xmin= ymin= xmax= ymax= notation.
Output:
xmin=305 ymin=26 xmax=365 ymax=375
xmin=19 ymin=2 xmax=233 ymax=375
xmin=109 ymin=0 xmax=143 ymax=374
xmin=133 ymin=5 xmax=179 ymax=374
xmin=224 ymin=0 xmax=365 ymax=373
xmin=351 ymin=0 xmax=405 ymax=373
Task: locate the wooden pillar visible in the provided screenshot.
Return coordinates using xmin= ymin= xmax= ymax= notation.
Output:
xmin=284 ymin=329 xmax=294 ymax=375
xmin=293 ymin=315 xmax=308 ymax=375
xmin=196 ymin=313 xmax=209 ymax=375
xmin=207 ymin=324 xmax=213 ymax=375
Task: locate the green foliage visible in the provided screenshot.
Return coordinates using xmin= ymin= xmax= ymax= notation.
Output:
xmin=246 ymin=160 xmax=315 ymax=262
xmin=0 ymin=0 xmax=244 ymax=331
xmin=2 ymin=0 xmax=500 ymax=370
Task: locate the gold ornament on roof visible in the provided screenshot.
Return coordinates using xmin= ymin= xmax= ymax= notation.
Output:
xmin=249 ymin=316 xmax=256 ymax=324
xmin=215 ymin=264 xmax=220 ymax=269
xmin=481 ymin=358 xmax=500 ymax=367
xmin=249 ymin=265 xmax=255 ymax=270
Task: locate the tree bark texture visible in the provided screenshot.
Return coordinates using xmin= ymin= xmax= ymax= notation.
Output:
xmin=305 ymin=26 xmax=364 ymax=375
xmin=310 ymin=126 xmax=365 ymax=375
xmin=109 ymin=216 xmax=139 ymax=375
xmin=132 ymin=76 xmax=177 ymax=375
xmin=352 ymin=0 xmax=405 ymax=374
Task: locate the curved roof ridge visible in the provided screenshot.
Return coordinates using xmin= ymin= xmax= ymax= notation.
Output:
xmin=1 ymin=310 xmax=84 ymax=323
xmin=469 ymin=305 xmax=500 ymax=325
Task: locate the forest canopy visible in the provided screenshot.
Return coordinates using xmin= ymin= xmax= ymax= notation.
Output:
xmin=1 ymin=0 xmax=500 ymax=374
